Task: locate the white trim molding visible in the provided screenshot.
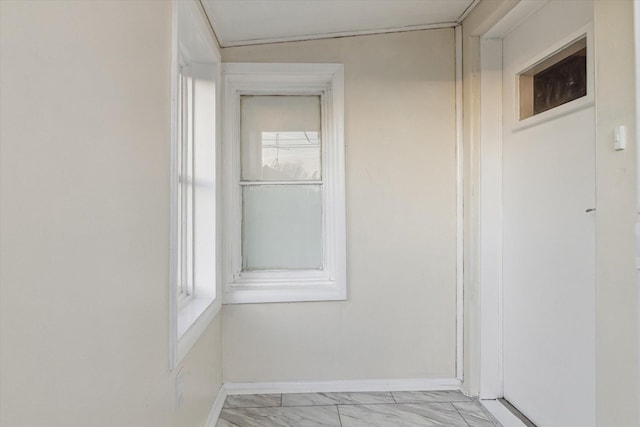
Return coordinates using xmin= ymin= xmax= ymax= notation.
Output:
xmin=510 ymin=24 xmax=594 ymax=132
xmin=223 ymin=378 xmax=462 ymax=396
xmin=483 ymin=0 xmax=548 ymax=39
xmin=455 ymin=24 xmax=465 ymax=383
xmin=169 ymin=0 xmax=222 ymax=371
xmin=203 ymin=385 xmax=228 ymax=427
xmin=634 ymin=0 xmax=640 ymax=417
xmin=202 ymin=22 xmax=459 ymax=48
xmin=478 ymin=36 xmax=504 ymax=400
xmin=480 ymin=400 xmax=528 ymax=427
xmin=222 ymin=63 xmax=347 ymax=305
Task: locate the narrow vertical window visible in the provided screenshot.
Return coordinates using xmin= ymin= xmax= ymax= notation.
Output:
xmin=170 ymin=0 xmax=221 ymax=370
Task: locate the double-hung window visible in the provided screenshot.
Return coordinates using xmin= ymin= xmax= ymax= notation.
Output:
xmin=223 ymin=63 xmax=346 ymax=304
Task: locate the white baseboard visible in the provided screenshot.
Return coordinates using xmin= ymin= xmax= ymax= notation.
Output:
xmin=224 ymin=377 xmax=461 ymax=395
xmin=480 ymin=399 xmax=527 ymax=427
xmin=204 ymin=385 xmax=227 ymax=427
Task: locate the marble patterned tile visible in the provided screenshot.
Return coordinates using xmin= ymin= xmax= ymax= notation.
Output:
xmin=282 ymin=391 xmax=394 ymax=406
xmin=338 ymin=402 xmax=470 ymax=427
xmin=453 ymin=401 xmax=499 ymax=427
xmin=391 ymin=390 xmax=472 ymax=403
xmin=223 ymin=394 xmax=282 ymax=408
xmin=216 ymin=405 xmax=341 ymax=427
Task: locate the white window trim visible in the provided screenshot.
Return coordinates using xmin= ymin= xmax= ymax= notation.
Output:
xmin=222 ymin=63 xmax=346 ymax=304
xmin=176 ymin=69 xmax=195 ymax=310
xmin=512 ymin=24 xmax=594 ymax=131
xmin=169 ymin=0 xmax=222 ymax=371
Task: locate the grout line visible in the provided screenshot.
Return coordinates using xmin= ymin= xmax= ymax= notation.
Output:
xmin=393 ymin=400 xmax=473 ymax=405
xmin=230 ymin=392 xmax=470 ymax=405
xmin=460 ymin=402 xmax=498 ymax=426
xmin=223 ymin=398 xmax=500 ymax=426
xmin=451 ymin=402 xmax=473 ymax=427
xmin=310 ymin=401 xmax=471 ymax=407
xmin=223 ymin=405 xmax=282 ymax=409
xmin=469 ymin=398 xmax=502 ymax=426
xmin=228 ymin=401 xmax=475 ymax=409
xmin=282 ymin=401 xmax=396 ymax=407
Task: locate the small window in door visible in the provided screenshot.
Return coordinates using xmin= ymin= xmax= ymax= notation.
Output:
xmin=518 ymin=36 xmax=587 ymax=120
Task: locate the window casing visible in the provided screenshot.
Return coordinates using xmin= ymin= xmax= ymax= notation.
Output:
xmin=513 ymin=25 xmax=593 ymax=130
xmin=518 ymin=37 xmax=587 ymax=120
xmin=169 ymin=0 xmax=221 ymax=370
xmin=223 ymin=63 xmax=346 ymax=304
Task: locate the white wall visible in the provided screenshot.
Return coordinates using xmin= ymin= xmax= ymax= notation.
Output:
xmin=221 ymin=29 xmax=458 ymax=383
xmin=593 ymin=1 xmax=640 ymax=425
xmin=0 ymin=1 xmax=223 ymax=426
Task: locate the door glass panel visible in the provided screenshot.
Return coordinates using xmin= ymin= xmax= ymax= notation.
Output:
xmin=518 ymin=36 xmax=587 ymax=120
xmin=241 ymin=95 xmax=321 ymax=181
xmin=242 ymin=184 xmax=322 ymax=270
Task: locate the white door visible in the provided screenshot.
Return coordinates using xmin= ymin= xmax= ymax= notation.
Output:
xmin=501 ymin=1 xmax=596 ymax=426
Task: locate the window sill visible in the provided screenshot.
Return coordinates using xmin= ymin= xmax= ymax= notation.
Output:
xmin=223 ymin=283 xmax=346 ymax=304
xmin=513 ymin=96 xmax=593 ymax=132
xmin=176 ymin=296 xmax=220 ymax=364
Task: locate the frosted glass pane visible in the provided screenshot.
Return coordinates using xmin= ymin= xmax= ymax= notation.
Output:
xmin=241 ymin=95 xmax=321 ymax=181
xmin=242 ymin=185 xmax=322 ymax=270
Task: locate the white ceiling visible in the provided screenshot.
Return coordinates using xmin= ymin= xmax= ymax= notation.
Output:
xmin=201 ymin=0 xmax=478 ymax=47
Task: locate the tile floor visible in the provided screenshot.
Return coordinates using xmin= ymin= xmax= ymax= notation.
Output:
xmin=216 ymin=390 xmax=502 ymax=426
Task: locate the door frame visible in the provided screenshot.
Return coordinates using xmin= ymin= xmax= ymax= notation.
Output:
xmin=475 ymin=0 xmax=639 ymax=421
xmin=478 ymin=0 xmax=600 ymax=405
xmin=476 ymin=0 xmax=551 ymax=401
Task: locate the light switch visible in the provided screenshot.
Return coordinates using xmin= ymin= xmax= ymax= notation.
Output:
xmin=614 ymin=125 xmax=626 ymax=151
